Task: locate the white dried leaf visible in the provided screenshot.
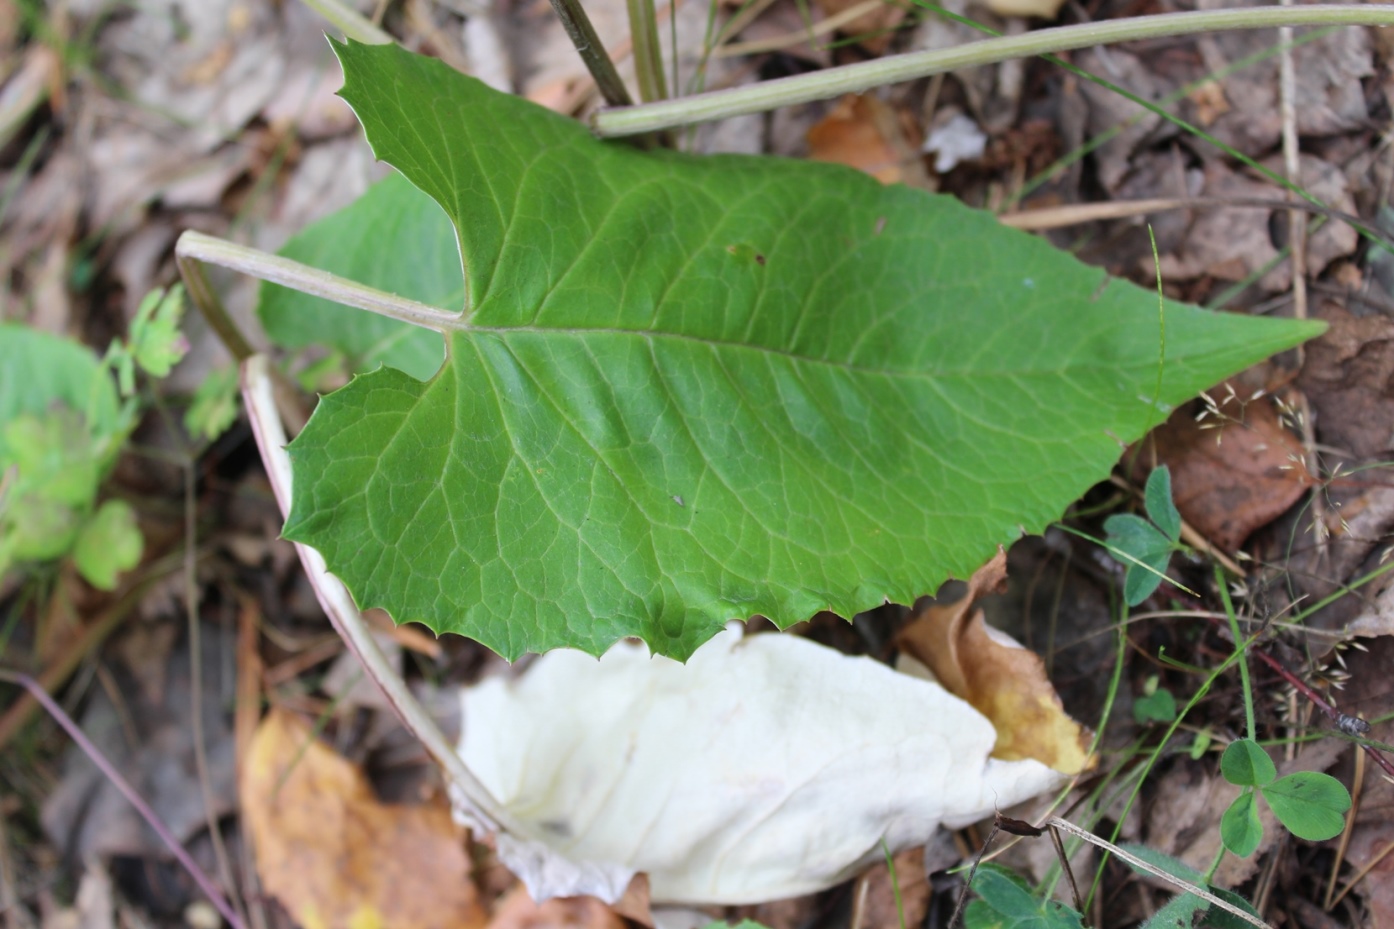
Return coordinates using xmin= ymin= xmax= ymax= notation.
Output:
xmin=456 ymin=626 xmax=1065 ymax=904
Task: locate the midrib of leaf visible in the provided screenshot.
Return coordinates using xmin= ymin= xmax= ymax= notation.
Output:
xmin=439 ymin=324 xmax=1133 ymax=379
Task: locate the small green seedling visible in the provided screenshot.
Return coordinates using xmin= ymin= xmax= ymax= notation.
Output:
xmin=185 ymin=364 xmax=241 ymax=443
xmin=0 ymin=285 xmax=194 ymax=589
xmin=1218 ymin=738 xmax=1351 ymax=857
xmin=1105 ymin=466 xmax=1184 ymax=606
xmin=111 ymin=284 xmax=189 ymax=395
xmin=1133 ymin=674 xmax=1178 ymax=725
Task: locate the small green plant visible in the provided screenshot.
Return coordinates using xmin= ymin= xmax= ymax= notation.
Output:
xmin=1104 ymin=465 xmax=1185 ymax=606
xmin=964 ymin=864 xmax=1084 ymax=929
xmin=0 ymin=285 xmax=195 ymax=589
xmin=1133 ymin=674 xmax=1178 ymax=725
xmin=1217 ymin=738 xmax=1351 ymax=857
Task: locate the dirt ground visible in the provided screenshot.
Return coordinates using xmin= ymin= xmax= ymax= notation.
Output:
xmin=2 ymin=0 xmax=1394 ymax=927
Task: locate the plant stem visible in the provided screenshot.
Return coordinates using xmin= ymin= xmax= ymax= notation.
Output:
xmin=592 ymin=5 xmax=1394 ymax=136
xmin=176 ymin=245 xmax=256 ymax=362
xmin=548 ymin=0 xmax=636 ymax=108
xmin=0 ymin=671 xmax=247 ymax=929
xmin=301 ymin=0 xmax=394 ymax=44
xmin=1216 ymin=563 xmax=1256 ymax=742
xmin=176 ymin=231 xmax=457 ymax=334
xmin=1249 ymin=646 xmax=1394 ymax=781
xmin=627 ymin=0 xmax=668 ymax=103
xmin=1050 ymin=817 xmax=1271 ymax=929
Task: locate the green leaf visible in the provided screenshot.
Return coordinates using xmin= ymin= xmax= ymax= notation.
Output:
xmin=967 ymin=866 xmax=1082 ymax=929
xmin=1119 ymin=840 xmax=1263 ymax=928
xmin=1103 ymin=513 xmax=1174 ymax=559
xmin=258 ymin=171 xmax=455 ymax=381
xmin=72 ymin=499 xmax=143 ymax=590
xmin=1133 ymin=687 xmax=1177 ymax=724
xmin=1144 ymin=465 xmax=1181 ymax=542
xmin=0 ymin=323 xmax=123 ymax=459
xmin=1220 ymin=790 xmax=1263 ymax=857
xmin=1124 ymin=551 xmax=1173 ymax=606
xmin=283 ymin=40 xmax=1324 ymax=660
xmin=1118 ymin=843 xmax=1204 ymax=885
xmin=1202 ymin=888 xmax=1262 ymax=929
xmin=964 ymin=900 xmax=1009 ymax=929
xmin=1141 ymin=892 xmax=1205 ymax=929
xmin=4 ymin=412 xmax=105 ymax=508
xmin=1104 ymin=512 xmax=1174 ymax=606
xmin=972 ymin=866 xmax=1044 ymax=920
xmin=1220 ymin=739 xmax=1277 ymax=787
xmin=1262 ymin=771 xmax=1351 ymax=841
xmin=185 ymin=364 xmax=241 ymax=442
xmin=5 ymin=494 xmax=82 ymax=562
xmin=1189 ymin=727 xmax=1213 ymax=760
xmin=128 ymin=284 xmax=188 ymax=381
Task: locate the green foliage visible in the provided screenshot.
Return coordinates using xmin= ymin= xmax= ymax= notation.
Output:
xmin=963 ymin=864 xmax=1084 ymax=929
xmin=0 ymin=287 xmax=192 ymax=589
xmin=0 ymin=322 xmax=124 ymax=454
xmin=72 ymin=499 xmax=143 ymax=589
xmin=1263 ymin=771 xmax=1352 ymax=841
xmin=1220 ymin=738 xmax=1276 ymax=787
xmin=1104 ymin=466 xmax=1182 ymax=606
xmin=1219 ymin=789 xmax=1263 ymax=858
xmin=1121 ymin=843 xmax=1261 ymax=929
xmin=185 ymin=364 xmax=241 ymax=443
xmin=270 ymin=41 xmax=1321 ymax=660
xmin=1133 ymin=675 xmax=1177 ymax=724
xmin=117 ymin=284 xmax=189 ymax=392
xmin=0 ymin=323 xmax=138 ymax=588
xmin=258 ymin=171 xmax=454 ymax=382
xmin=1217 ymin=738 xmax=1351 ymax=856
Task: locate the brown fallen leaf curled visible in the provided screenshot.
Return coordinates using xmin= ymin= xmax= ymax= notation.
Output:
xmin=895 ymin=549 xmax=1093 ymax=775
xmin=241 ymin=708 xmax=485 ymax=929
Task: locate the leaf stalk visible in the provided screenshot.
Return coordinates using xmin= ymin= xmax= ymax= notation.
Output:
xmin=176 ymin=230 xmax=458 ymax=334
xmin=591 ymin=5 xmax=1394 ymax=136
xmin=239 ymin=355 xmax=521 ymax=834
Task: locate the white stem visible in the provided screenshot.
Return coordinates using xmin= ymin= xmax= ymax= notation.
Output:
xmin=176 ymin=231 xmax=459 ymax=333
xmin=239 ymin=353 xmax=518 ymax=835
xmin=1045 ymin=818 xmax=1272 ymax=929
xmin=593 ymin=5 xmax=1394 ymax=136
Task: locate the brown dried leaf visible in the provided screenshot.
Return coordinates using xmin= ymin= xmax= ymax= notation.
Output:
xmin=895 ymin=551 xmax=1092 ymax=775
xmin=486 ymin=885 xmax=627 ymax=929
xmin=241 ymin=708 xmax=485 ymax=929
xmin=1335 ymin=636 xmax=1394 ymax=922
xmin=807 ymin=95 xmax=919 ymax=185
xmin=1301 ymin=301 xmax=1394 ymax=459
xmin=857 ymin=848 xmax=930 ymax=929
xmin=1135 ymin=387 xmax=1308 ymax=553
